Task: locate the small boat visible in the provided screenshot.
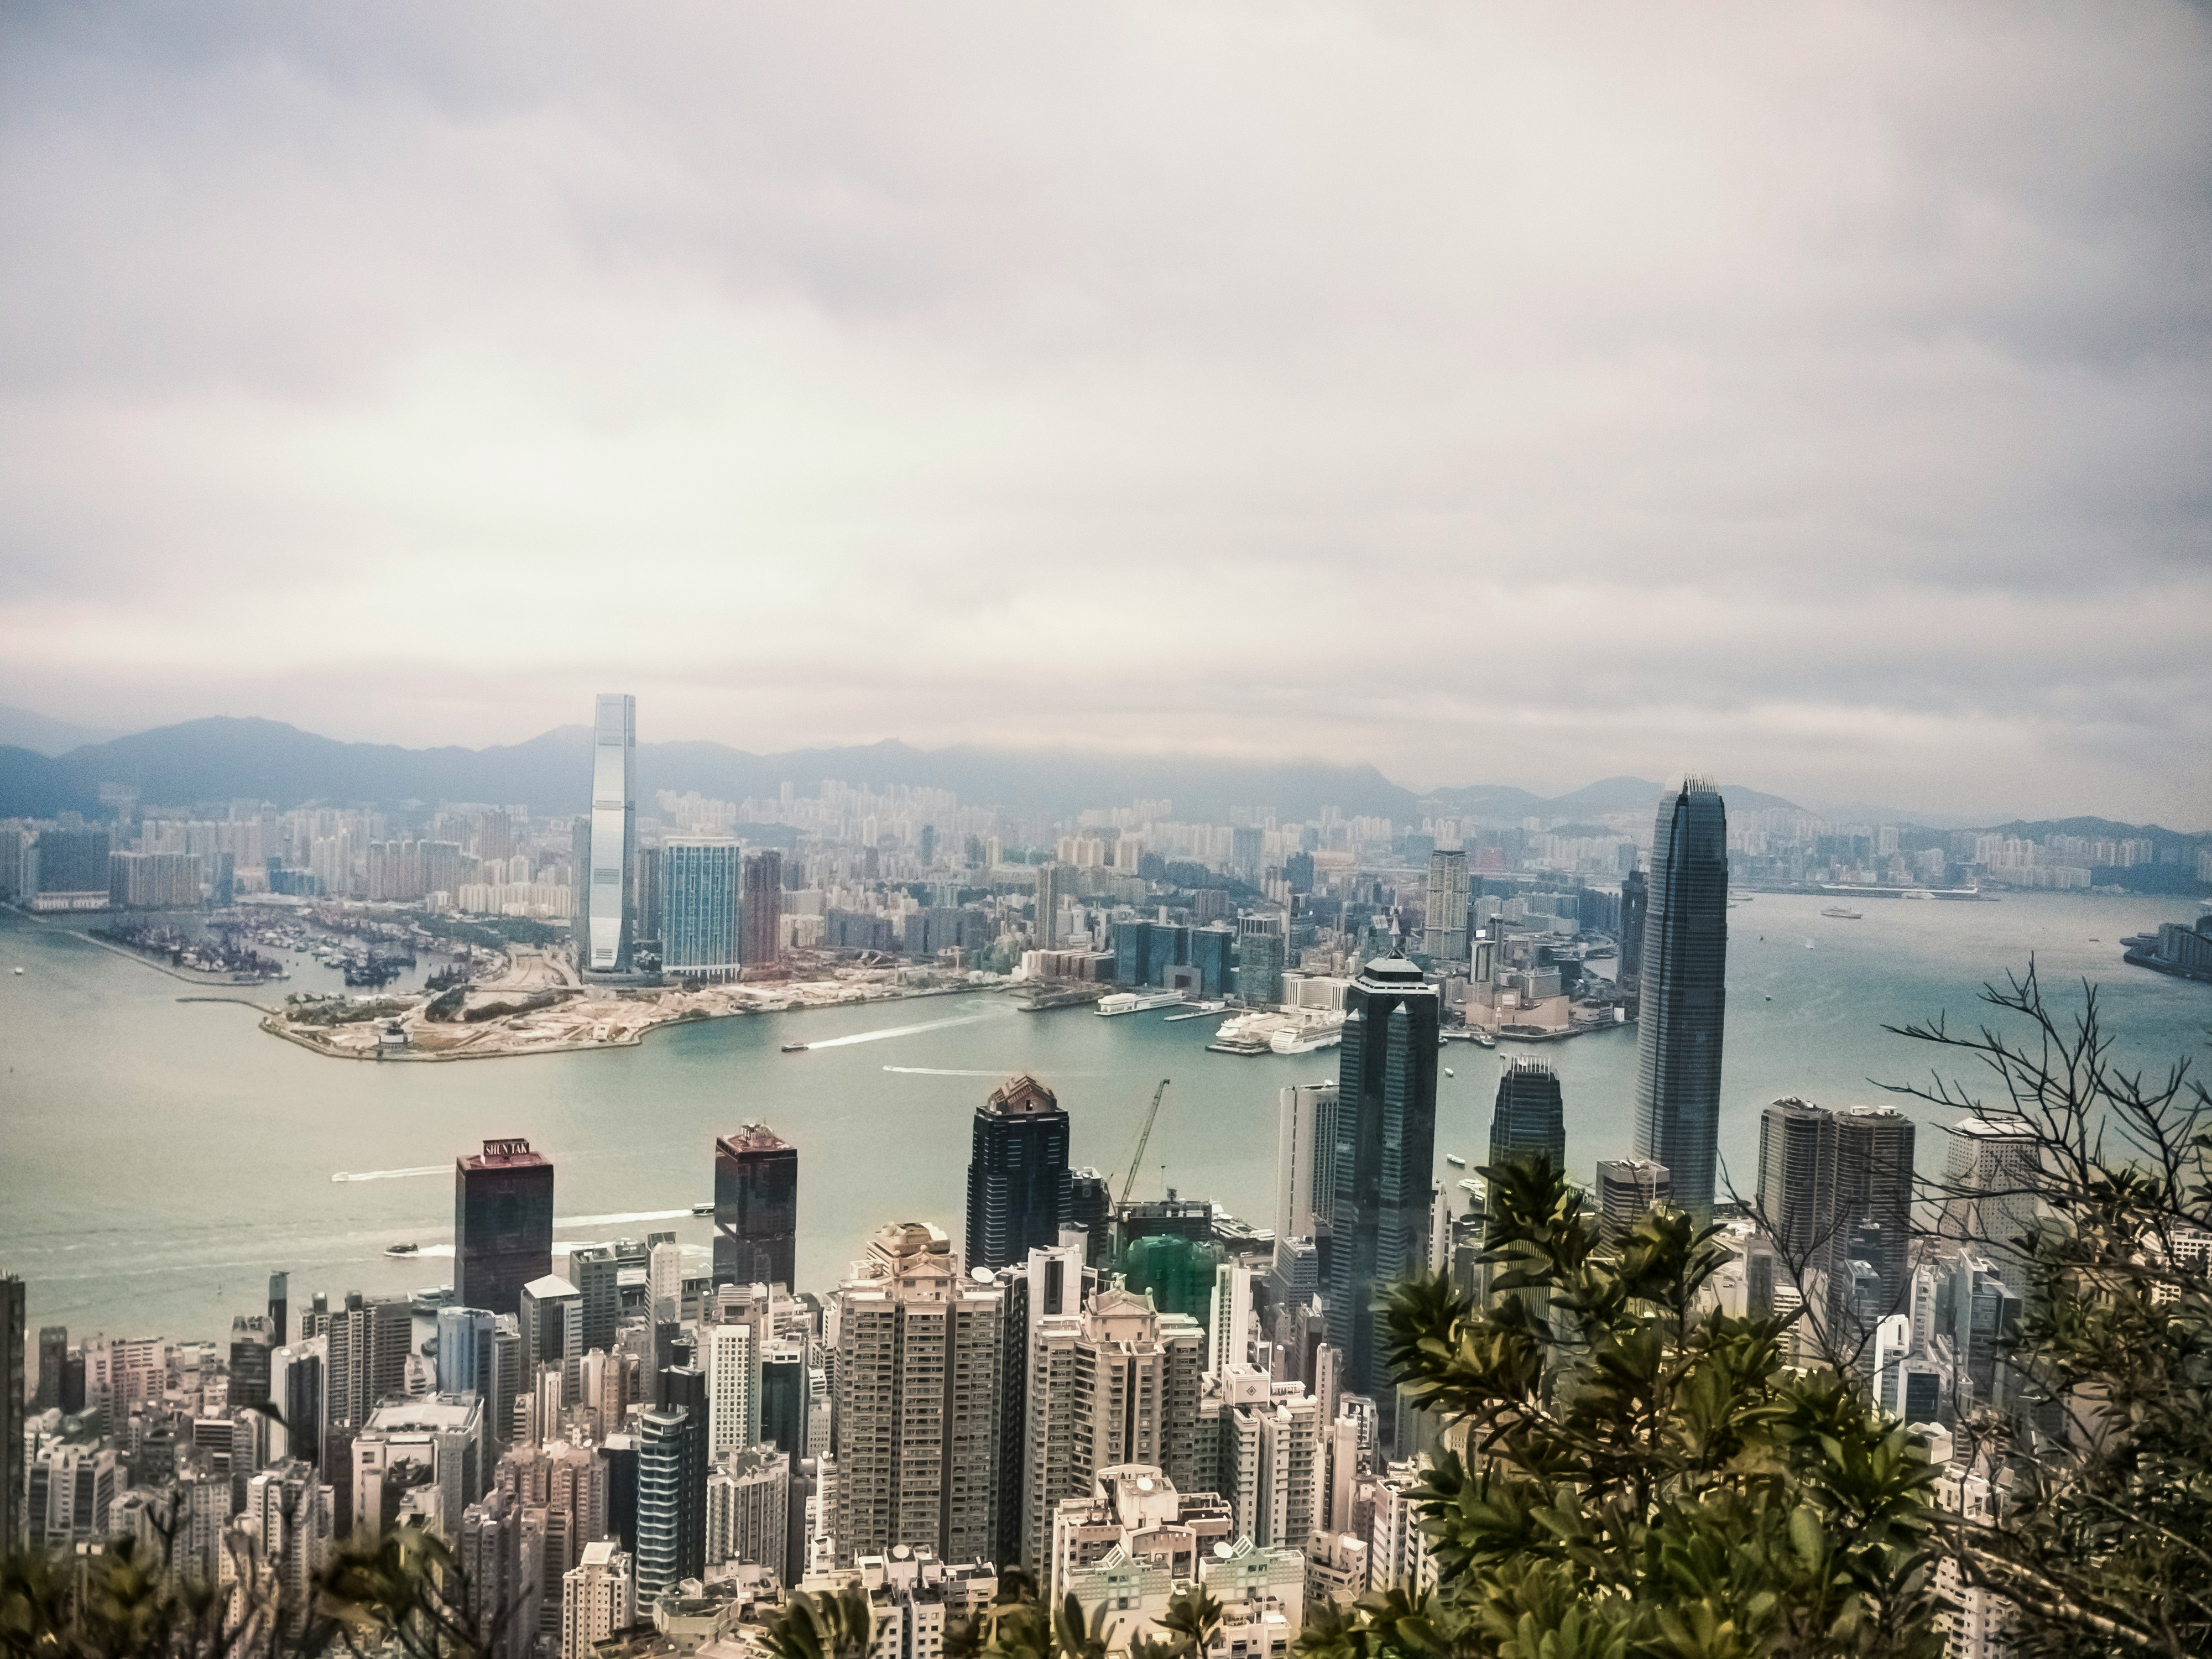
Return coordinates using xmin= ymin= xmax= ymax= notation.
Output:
xmin=1445 ymin=1154 xmax=1467 ymax=1168
xmin=1444 ymin=1067 xmax=1455 ymax=1078
xmin=1806 ymin=941 xmax=1815 ymax=950
xmin=1820 ymin=906 xmax=1863 ymax=920
xmin=1469 ymin=1031 xmax=1496 ymax=1048
xmin=691 ymin=1201 xmax=714 ymax=1216
xmin=780 ymin=1042 xmax=808 ymax=1053
xmin=384 ymin=1241 xmax=420 ymax=1257
xmin=11 ymin=966 xmax=21 ymax=975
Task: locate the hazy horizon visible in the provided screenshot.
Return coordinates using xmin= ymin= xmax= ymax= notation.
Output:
xmin=3 ymin=4 xmax=2208 ymax=825
xmin=3 ymin=696 xmax=2198 ymax=832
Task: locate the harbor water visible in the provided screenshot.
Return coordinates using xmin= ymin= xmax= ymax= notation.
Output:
xmin=3 ymin=890 xmax=2208 ymax=1344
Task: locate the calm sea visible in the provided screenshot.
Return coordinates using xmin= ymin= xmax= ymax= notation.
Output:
xmin=3 ymin=890 xmax=2207 ymax=1345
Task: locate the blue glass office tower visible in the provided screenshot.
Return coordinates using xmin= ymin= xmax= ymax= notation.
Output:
xmin=435 ymin=1306 xmax=495 ymax=1397
xmin=1631 ymin=780 xmax=1729 ymax=1214
xmin=660 ymin=839 xmax=742 ymax=978
xmin=1325 ymin=956 xmax=1438 ymax=1417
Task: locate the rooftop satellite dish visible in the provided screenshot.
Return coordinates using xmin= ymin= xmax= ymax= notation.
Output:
xmin=1213 ymin=1542 xmax=1233 ymax=1559
xmin=972 ymin=1266 xmax=995 ymax=1283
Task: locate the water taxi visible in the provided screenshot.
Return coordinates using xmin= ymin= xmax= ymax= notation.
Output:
xmin=384 ymin=1241 xmax=420 ymax=1257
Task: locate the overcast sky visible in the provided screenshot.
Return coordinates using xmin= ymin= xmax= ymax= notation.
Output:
xmin=2 ymin=4 xmax=2208 ymax=823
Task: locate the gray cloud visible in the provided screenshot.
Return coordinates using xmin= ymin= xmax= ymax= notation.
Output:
xmin=1 ymin=1 xmax=2208 ymax=823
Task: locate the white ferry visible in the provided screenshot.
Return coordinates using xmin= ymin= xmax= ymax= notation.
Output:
xmin=1095 ymin=990 xmax=1190 ymax=1016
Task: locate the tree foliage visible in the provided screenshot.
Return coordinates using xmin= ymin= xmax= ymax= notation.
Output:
xmin=1883 ymin=964 xmax=2212 ymax=1659
xmin=0 ymin=1528 xmax=486 ymax=1659
xmin=1296 ymin=1156 xmax=1944 ymax=1659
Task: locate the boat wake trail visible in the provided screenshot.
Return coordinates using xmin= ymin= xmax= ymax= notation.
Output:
xmin=799 ymin=1011 xmax=1000 ymax=1051
xmin=331 ymin=1165 xmax=447 ymax=1183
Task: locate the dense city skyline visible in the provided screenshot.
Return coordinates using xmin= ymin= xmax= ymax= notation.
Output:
xmin=4 ymin=5 xmax=2209 ymax=1651
xmin=7 ymin=681 xmax=2208 ymax=1659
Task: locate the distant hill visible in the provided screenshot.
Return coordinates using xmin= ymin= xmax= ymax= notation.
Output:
xmin=0 ymin=703 xmax=128 ymax=756
xmin=0 ymin=717 xmax=1423 ymax=823
xmin=11 ymin=714 xmax=2183 ymax=839
xmin=0 ymin=746 xmax=100 ymax=819
xmin=1423 ymin=775 xmax=1799 ymax=826
xmin=1982 ymin=816 xmax=2206 ymax=845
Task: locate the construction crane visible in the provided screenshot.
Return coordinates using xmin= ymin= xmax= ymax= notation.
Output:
xmin=1116 ymin=1078 xmax=1172 ymax=1207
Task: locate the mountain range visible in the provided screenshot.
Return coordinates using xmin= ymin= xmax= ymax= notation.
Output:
xmin=0 ymin=715 xmax=1762 ymax=827
xmin=0 ymin=712 xmax=2178 ymax=841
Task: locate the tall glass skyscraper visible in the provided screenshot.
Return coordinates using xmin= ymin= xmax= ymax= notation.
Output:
xmin=964 ymin=1075 xmax=1072 ymax=1271
xmin=584 ymin=693 xmax=637 ymax=974
xmin=660 ymin=838 xmax=740 ymax=979
xmin=714 ymin=1123 xmax=799 ymax=1288
xmin=453 ymin=1138 xmax=555 ymax=1318
xmin=1631 ymin=779 xmax=1729 ymax=1213
xmin=1326 ymin=955 xmax=1438 ymax=1416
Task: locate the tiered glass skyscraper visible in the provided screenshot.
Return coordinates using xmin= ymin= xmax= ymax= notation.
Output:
xmin=1488 ymin=1060 xmax=1566 ymax=1171
xmin=583 ymin=693 xmax=637 ymax=974
xmin=1631 ymin=779 xmax=1729 ymax=1213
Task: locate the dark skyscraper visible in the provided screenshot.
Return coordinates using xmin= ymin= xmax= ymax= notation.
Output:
xmin=1594 ymin=1158 xmax=1671 ymax=1249
xmin=1757 ymin=1097 xmax=1835 ymax=1265
xmin=739 ymin=850 xmax=782 ymax=968
xmin=2 ymin=1275 xmax=24 ymax=1553
xmin=964 ymin=1075 xmax=1073 ymax=1272
xmin=1619 ymin=867 xmax=1648 ymax=987
xmin=1631 ymin=780 xmax=1729 ymax=1213
xmin=1068 ymin=1168 xmax=1113 ymax=1267
xmin=268 ymin=1272 xmax=289 ymax=1348
xmin=759 ymin=1343 xmax=805 ymax=1458
xmin=568 ymin=1245 xmax=623 ymax=1354
xmin=1326 ymin=956 xmax=1439 ymax=1414
xmin=1832 ymin=1104 xmax=1916 ymax=1337
xmin=455 ymin=1139 xmax=555 ymax=1318
xmin=713 ymin=1124 xmax=799 ymax=1288
xmin=228 ymin=1315 xmax=275 ymax=1409
xmin=1487 ymin=1061 xmax=1566 ymax=1172
xmin=1759 ymin=1100 xmax=1917 ymax=1349
xmin=34 ymin=1326 xmax=65 ymax=1412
